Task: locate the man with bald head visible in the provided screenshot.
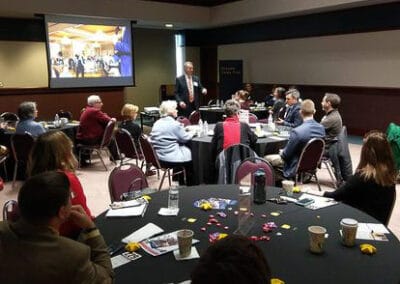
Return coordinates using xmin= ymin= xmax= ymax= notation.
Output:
xmin=175 ymin=61 xmax=207 ymax=117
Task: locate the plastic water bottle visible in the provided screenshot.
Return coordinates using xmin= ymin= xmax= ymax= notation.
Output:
xmin=54 ymin=114 xmax=60 ymax=127
xmin=168 ymin=186 xmax=179 ymax=209
xmin=203 ymin=121 xmax=208 ymax=135
xmin=268 ymin=113 xmax=275 ymax=131
xmin=198 ymin=119 xmax=203 ymax=137
xmin=253 ymin=169 xmax=266 ymax=204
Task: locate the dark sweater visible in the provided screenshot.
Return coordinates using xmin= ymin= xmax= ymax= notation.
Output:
xmin=323 ymin=173 xmax=395 ymax=224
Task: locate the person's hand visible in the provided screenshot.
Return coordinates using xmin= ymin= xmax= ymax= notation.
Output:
xmin=111 ymin=118 xmax=117 ymax=122
xmin=179 ymin=101 xmax=187 ymax=109
xmin=69 ymin=205 xmax=95 ymax=229
xmin=202 ymin=88 xmax=207 ymax=95
xmin=276 ymin=118 xmax=284 ymax=125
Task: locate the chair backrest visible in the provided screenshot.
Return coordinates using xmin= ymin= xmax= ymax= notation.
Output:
xmin=216 ymin=143 xmax=257 ymax=184
xmin=296 ymin=138 xmax=325 ymax=174
xmin=176 ymin=116 xmax=191 ymax=126
xmin=189 ymin=111 xmax=201 ymax=125
xmin=57 ymin=110 xmax=73 ymax=120
xmin=1 ymin=112 xmax=19 ymax=128
xmin=3 ymin=200 xmax=20 ymax=222
xmin=100 ymin=120 xmax=117 ymax=148
xmin=115 ymin=128 xmax=141 ymax=160
xmin=248 ymin=113 xmax=258 ymax=123
xmin=108 ymin=164 xmax=148 ymax=202
xmin=235 ymin=157 xmax=275 ymax=186
xmin=11 ymin=132 xmax=35 ymax=162
xmin=139 ymin=135 xmax=162 ymax=169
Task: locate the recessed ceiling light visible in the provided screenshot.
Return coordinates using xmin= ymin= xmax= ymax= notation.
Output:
xmin=165 ymin=23 xmax=174 ymax=28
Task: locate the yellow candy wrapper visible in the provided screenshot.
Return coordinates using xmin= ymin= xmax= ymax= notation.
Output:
xmin=271 ymin=278 xmax=285 ymax=284
xmin=292 ymin=186 xmax=301 ymax=193
xmin=142 ymin=195 xmax=152 ymax=202
xmin=125 ymin=242 xmax=141 ymax=252
xmin=360 ymin=243 xmax=377 ymax=255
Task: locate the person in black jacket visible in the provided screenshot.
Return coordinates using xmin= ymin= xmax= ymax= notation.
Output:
xmin=119 ymin=104 xmax=141 ymax=141
xmin=323 ymin=130 xmax=396 ymax=225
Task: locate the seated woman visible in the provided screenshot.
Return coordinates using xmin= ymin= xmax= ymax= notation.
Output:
xmin=323 ymin=131 xmax=396 ymax=225
xmin=120 ymin=103 xmax=141 ymax=141
xmin=237 ymin=90 xmax=253 ymax=110
xmin=191 ymin=235 xmax=271 ymax=284
xmin=16 ymin=101 xmax=46 ymax=137
xmin=28 ymin=131 xmax=92 ymax=238
xmin=212 ymin=99 xmax=257 ymax=156
xmin=269 ymin=86 xmax=286 ymax=121
xmin=150 ymin=100 xmax=194 ymax=184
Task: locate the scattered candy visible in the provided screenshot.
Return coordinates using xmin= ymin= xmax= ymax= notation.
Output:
xmin=200 ymin=227 xmax=206 ymax=232
xmin=250 ymin=213 xmax=255 ymax=217
xmin=142 ymin=195 xmax=152 ymax=202
xmin=125 ymin=242 xmax=140 ymax=252
xmin=292 ymin=186 xmax=301 ymax=193
xmin=224 ymin=226 xmax=229 ymax=230
xmin=250 ymin=236 xmax=259 ymax=241
xmin=261 ymin=214 xmax=267 ymax=218
xmin=227 ymin=207 xmax=233 ymax=211
xmin=209 ymin=214 xmax=215 ymax=218
xmin=200 ymin=202 xmax=213 ymax=211
xmin=209 ymin=218 xmax=219 ymax=224
xmin=276 ymin=232 xmax=282 ymax=236
xmin=270 ymin=212 xmax=281 ymax=217
xmin=281 ymin=224 xmax=291 ymax=230
xmin=216 ymin=212 xmax=227 ymax=218
xmin=206 ymin=222 xmax=212 ymax=226
xmin=259 ymin=236 xmax=271 ymax=241
xmin=234 ymin=211 xmax=239 ymax=215
xmin=209 ymin=232 xmax=228 ymax=243
xmin=360 ymin=243 xmax=377 ymax=255
xmin=216 ymin=223 xmax=222 ymax=227
xmin=271 ymin=278 xmax=285 ymax=284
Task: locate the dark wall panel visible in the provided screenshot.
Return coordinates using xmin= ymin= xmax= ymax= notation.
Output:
xmin=185 ymin=2 xmax=400 ymax=46
xmin=0 ymin=17 xmax=45 ymax=42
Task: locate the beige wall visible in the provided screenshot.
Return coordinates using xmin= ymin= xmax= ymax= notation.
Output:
xmin=124 ymin=28 xmax=176 ymax=109
xmin=218 ymin=30 xmax=400 ymax=88
xmin=0 ymin=41 xmax=48 ymax=88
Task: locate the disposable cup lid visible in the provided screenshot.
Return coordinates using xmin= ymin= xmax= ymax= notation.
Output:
xmin=340 ymin=218 xmax=358 ymax=226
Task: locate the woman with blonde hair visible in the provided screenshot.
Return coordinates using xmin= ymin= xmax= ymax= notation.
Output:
xmin=120 ymin=103 xmax=141 ymax=140
xmin=28 ymin=131 xmax=92 ymax=238
xmin=324 ymin=130 xmax=396 ymax=224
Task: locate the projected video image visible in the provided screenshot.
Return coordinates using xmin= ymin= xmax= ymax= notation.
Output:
xmin=48 ymin=23 xmax=132 ymax=79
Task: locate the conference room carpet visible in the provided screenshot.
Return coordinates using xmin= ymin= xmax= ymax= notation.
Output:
xmin=1 ymin=141 xmax=399 ymax=241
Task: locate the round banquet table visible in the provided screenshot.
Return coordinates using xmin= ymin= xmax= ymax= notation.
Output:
xmin=199 ymin=107 xmax=268 ymax=124
xmin=95 ymin=184 xmax=400 ymax=284
xmin=191 ymin=124 xmax=288 ymax=184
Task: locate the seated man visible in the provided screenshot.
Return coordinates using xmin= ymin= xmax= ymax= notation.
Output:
xmin=321 ymin=93 xmax=342 ymax=147
xmin=191 ymin=235 xmax=271 ymax=284
xmin=266 ymin=99 xmax=325 ymax=181
xmin=275 ymin=88 xmax=302 ymax=128
xmin=76 ymin=94 xmax=115 ymax=145
xmin=0 ymin=171 xmax=114 ymax=283
xmin=16 ymin=101 xmax=46 ymax=137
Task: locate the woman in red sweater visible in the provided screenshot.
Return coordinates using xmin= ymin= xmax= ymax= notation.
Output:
xmin=28 ymin=131 xmax=92 ymax=238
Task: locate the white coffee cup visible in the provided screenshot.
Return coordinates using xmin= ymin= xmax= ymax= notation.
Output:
xmin=282 ymin=180 xmax=295 ymax=196
xmin=340 ymin=218 xmax=358 ymax=247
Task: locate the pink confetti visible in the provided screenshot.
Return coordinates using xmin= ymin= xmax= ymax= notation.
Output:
xmin=224 ymin=226 xmax=229 ymax=230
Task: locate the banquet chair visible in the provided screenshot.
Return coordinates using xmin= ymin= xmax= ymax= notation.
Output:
xmin=11 ymin=132 xmax=34 ymax=189
xmin=139 ymin=135 xmax=186 ymax=191
xmin=115 ymin=128 xmax=144 ymax=167
xmin=1 ymin=112 xmax=19 ymax=128
xmin=3 ymin=200 xmax=20 ymax=222
xmin=57 ymin=110 xmax=73 ymax=120
xmin=295 ymin=138 xmax=325 ymax=191
xmin=189 ymin=111 xmax=201 ymax=125
xmin=248 ymin=113 xmax=259 ymax=123
xmin=386 ymin=122 xmax=400 ymax=171
xmin=108 ymin=163 xmax=148 ymax=202
xmin=235 ymin=157 xmax=275 ymax=186
xmin=177 ymin=116 xmax=191 ymax=126
xmin=0 ymin=146 xmax=8 ymax=181
xmin=216 ymin=143 xmax=257 ymax=184
xmin=77 ymin=120 xmax=116 ymax=171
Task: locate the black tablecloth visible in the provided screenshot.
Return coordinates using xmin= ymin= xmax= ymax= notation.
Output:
xmin=96 ymin=185 xmax=400 ymax=284
xmin=199 ymin=107 xmax=268 ymax=124
xmin=191 ymin=124 xmax=288 ymax=184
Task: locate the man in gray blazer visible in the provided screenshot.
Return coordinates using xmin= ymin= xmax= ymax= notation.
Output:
xmin=175 ymin=61 xmax=207 ymax=117
xmin=0 ymin=171 xmax=114 ymax=284
xmin=266 ymin=99 xmax=325 ymax=180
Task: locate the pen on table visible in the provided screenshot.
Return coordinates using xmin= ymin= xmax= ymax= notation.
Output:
xmin=141 ymin=202 xmax=149 ymax=217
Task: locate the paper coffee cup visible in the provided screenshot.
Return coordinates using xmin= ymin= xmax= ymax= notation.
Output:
xmin=177 ymin=229 xmax=194 ymax=258
xmin=282 ymin=180 xmax=295 ymax=196
xmin=340 ymin=218 xmax=358 ymax=247
xmin=308 ymin=226 xmax=327 ymax=254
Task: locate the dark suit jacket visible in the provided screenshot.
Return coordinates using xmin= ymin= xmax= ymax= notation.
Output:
xmin=283 ymin=103 xmax=302 ymax=128
xmin=0 ymin=220 xmax=114 ymax=284
xmin=174 ymin=75 xmax=204 ymax=112
xmin=281 ymin=119 xmax=325 ymax=178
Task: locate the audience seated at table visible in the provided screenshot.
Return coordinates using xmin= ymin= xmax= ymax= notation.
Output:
xmin=265 ymin=85 xmax=276 ymax=108
xmin=211 ymin=99 xmax=257 ymax=156
xmin=237 ymin=90 xmax=253 ymax=110
xmin=323 ymin=131 xmax=396 ymax=225
xmin=119 ymin=103 xmax=142 ymax=141
xmin=15 ymin=101 xmax=46 ymax=137
xmin=28 ymin=131 xmax=92 ymax=239
xmin=191 ymin=235 xmax=271 ymax=284
xmin=275 ymin=89 xmax=302 ymax=128
xmin=150 ymin=100 xmax=194 ymax=185
xmin=266 ymin=99 xmax=325 ymax=182
xmin=269 ymin=86 xmax=286 ymax=121
xmin=0 ymin=171 xmax=114 ymax=284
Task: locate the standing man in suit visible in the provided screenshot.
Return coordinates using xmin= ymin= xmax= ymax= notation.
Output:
xmin=175 ymin=61 xmax=207 ymax=117
xmin=0 ymin=171 xmax=114 ymax=284
xmin=265 ymin=99 xmax=325 ymax=181
xmin=276 ymin=88 xmax=302 ymax=128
